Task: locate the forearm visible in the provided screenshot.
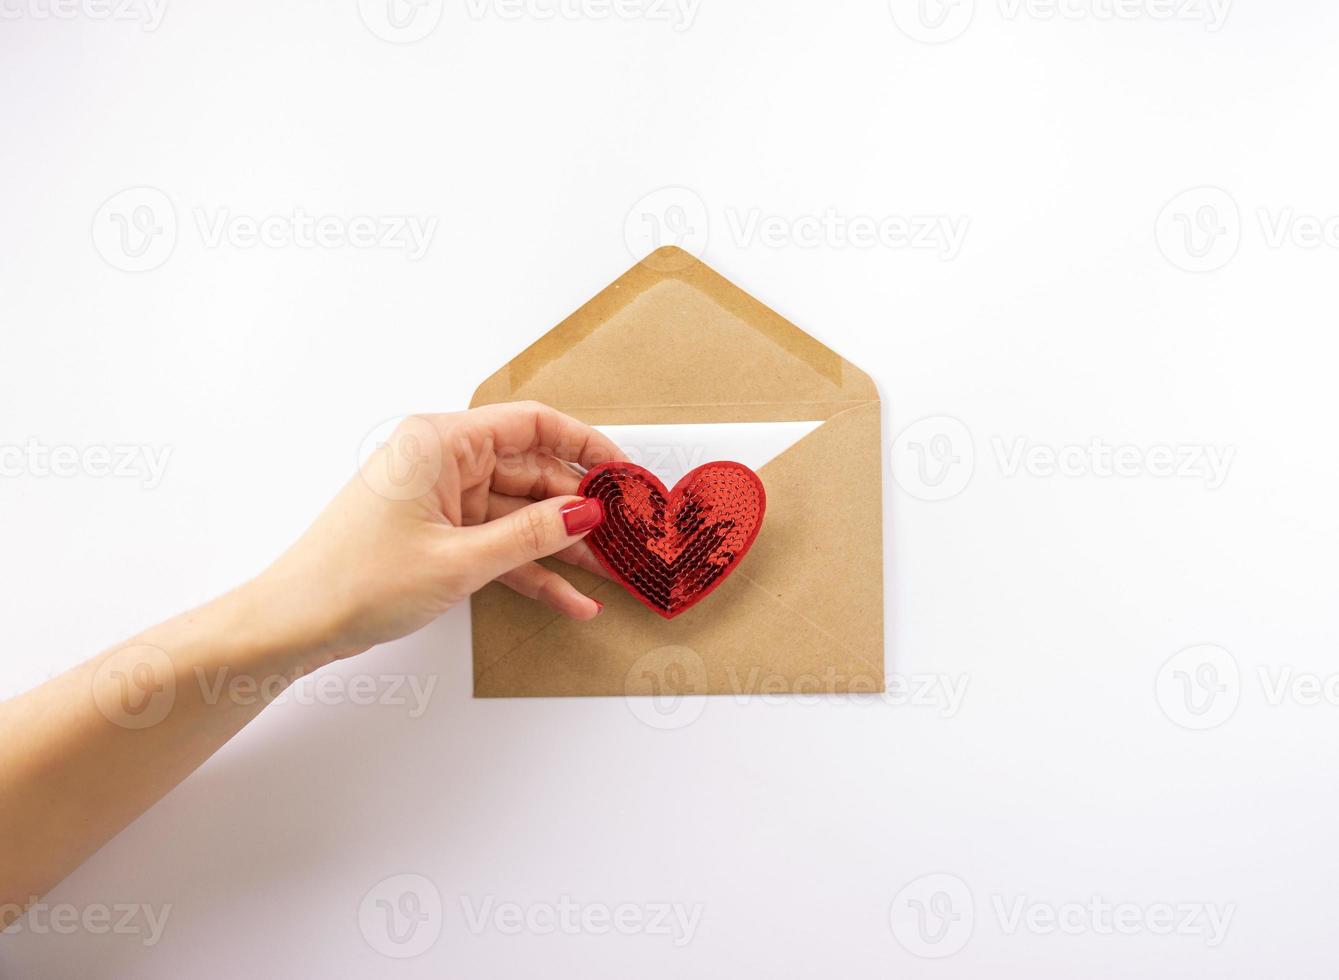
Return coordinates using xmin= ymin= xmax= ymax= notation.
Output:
xmin=0 ymin=580 xmax=327 ymax=923
xmin=0 ymin=404 xmax=617 ymax=927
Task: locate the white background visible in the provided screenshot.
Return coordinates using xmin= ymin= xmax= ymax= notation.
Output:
xmin=3 ymin=0 xmax=1339 ymax=976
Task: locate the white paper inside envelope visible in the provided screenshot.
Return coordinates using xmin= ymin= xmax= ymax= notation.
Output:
xmin=593 ymin=421 xmax=822 ymax=488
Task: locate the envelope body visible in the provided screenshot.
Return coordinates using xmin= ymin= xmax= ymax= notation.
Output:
xmin=470 ymin=247 xmax=885 ymax=698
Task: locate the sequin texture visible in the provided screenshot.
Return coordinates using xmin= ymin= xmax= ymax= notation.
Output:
xmin=578 ymin=461 xmax=767 ymax=619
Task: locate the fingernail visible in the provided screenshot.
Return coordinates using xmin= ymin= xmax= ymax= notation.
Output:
xmin=561 ymin=497 xmax=604 ymax=535
xmin=592 ymin=600 xmax=604 ymax=615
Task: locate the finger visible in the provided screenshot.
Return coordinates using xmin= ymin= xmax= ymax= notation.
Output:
xmin=486 ymin=492 xmax=613 ymax=579
xmin=468 ymin=401 xmax=628 ymax=470
xmin=497 ymin=563 xmax=602 ymax=621
xmin=454 ymin=494 xmax=605 ymax=585
xmin=561 ymin=541 xmax=615 ymax=581
xmin=489 ymin=450 xmax=583 ymax=501
xmin=459 ymin=477 xmax=492 ymax=526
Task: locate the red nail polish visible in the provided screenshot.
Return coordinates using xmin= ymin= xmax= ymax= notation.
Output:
xmin=561 ymin=497 xmax=604 ymax=535
xmin=593 ymin=600 xmax=604 ymax=614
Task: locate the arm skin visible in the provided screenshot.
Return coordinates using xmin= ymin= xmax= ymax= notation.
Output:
xmin=0 ymin=402 xmax=625 ymax=925
xmin=0 ymin=586 xmax=321 ymax=925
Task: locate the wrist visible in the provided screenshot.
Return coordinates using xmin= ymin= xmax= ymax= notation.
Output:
xmin=212 ymin=576 xmax=357 ymax=679
xmin=111 ymin=582 xmax=341 ymax=723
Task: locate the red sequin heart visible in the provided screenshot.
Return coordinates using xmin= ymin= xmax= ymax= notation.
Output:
xmin=579 ymin=461 xmax=767 ymax=619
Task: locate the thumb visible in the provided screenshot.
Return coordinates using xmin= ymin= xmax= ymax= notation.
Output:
xmin=458 ymin=495 xmax=605 ymax=584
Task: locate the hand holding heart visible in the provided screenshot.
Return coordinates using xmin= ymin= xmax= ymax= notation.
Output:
xmin=255 ymin=402 xmax=627 ymax=667
xmin=254 ymin=402 xmax=768 ymax=669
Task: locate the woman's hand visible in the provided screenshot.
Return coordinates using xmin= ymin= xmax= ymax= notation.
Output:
xmin=252 ymin=402 xmax=626 ymax=666
xmin=0 ymin=401 xmax=625 ymax=920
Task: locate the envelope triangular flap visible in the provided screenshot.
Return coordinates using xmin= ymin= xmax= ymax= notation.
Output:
xmin=470 ymin=247 xmax=878 ymax=424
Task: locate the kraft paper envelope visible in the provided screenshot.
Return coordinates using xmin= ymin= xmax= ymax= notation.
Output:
xmin=469 ymin=246 xmax=884 ymax=698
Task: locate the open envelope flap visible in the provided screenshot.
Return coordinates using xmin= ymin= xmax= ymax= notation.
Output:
xmin=470 ymin=247 xmax=878 ymax=424
xmin=470 ymin=411 xmax=885 ymax=697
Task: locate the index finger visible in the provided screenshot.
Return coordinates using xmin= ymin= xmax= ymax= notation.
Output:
xmin=467 ymin=400 xmax=628 ymax=470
